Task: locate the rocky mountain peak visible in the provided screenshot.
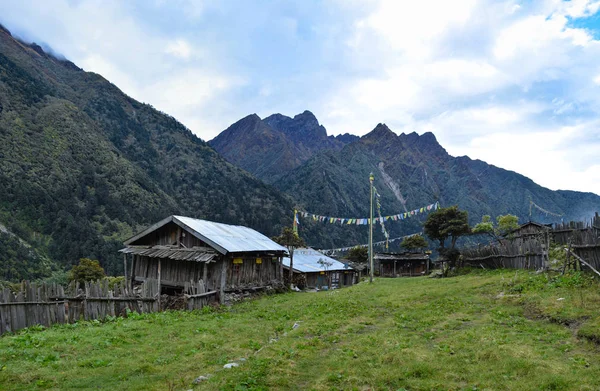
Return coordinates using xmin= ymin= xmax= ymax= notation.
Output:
xmin=264 ymin=110 xmax=327 ymax=141
xmin=361 ymin=123 xmax=397 ymax=143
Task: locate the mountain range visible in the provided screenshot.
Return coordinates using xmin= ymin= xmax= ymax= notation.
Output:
xmin=1 ymin=22 xmax=599 ymax=282
xmin=210 ymin=111 xmax=600 ymax=249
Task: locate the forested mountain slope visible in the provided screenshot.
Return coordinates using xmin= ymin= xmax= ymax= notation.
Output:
xmin=273 ymin=123 xmax=600 ymax=248
xmin=0 ymin=25 xmax=293 ymax=279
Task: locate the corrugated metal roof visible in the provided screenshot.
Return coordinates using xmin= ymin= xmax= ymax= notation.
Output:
xmin=123 ymin=215 xmax=288 ymax=255
xmin=173 ymin=216 xmax=288 ymax=254
xmin=282 ymin=248 xmax=353 ymax=273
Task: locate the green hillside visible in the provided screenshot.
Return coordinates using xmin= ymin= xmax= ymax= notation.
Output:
xmin=0 ymin=26 xmax=293 ymax=279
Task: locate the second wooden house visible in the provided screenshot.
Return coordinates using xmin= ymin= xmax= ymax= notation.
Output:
xmin=282 ymin=248 xmax=355 ymax=289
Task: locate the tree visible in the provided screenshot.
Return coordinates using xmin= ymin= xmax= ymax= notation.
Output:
xmin=400 ymin=234 xmax=428 ymax=252
xmin=69 ymin=258 xmax=106 ymax=287
xmin=273 ymin=227 xmax=305 ymax=289
xmin=423 ymin=206 xmax=470 ymax=250
xmin=424 ymin=206 xmax=470 ymax=271
xmin=496 ymin=214 xmax=519 ymax=237
xmin=473 ymin=214 xmax=519 ymax=240
xmin=317 ymin=258 xmax=334 ymax=288
xmin=472 ymin=215 xmax=494 ymax=235
xmin=346 ymin=246 xmax=368 ymax=264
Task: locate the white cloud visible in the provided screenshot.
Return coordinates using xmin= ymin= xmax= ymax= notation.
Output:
xmin=165 ymin=39 xmax=192 ymax=59
xmin=317 ymin=0 xmax=600 ymax=195
xmin=2 ymin=0 xmax=600 ymax=194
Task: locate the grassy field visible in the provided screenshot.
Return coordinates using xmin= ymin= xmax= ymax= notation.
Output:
xmin=1 ymin=270 xmax=599 ymax=390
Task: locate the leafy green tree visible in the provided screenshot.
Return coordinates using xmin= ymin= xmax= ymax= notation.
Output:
xmin=424 ymin=206 xmax=470 ymax=271
xmin=346 ymin=246 xmax=368 ymax=264
xmin=400 ymin=234 xmax=428 ymax=252
xmin=273 ymin=227 xmax=305 ymax=289
xmin=472 ymin=215 xmax=494 ymax=236
xmin=423 ymin=206 xmax=470 ymax=250
xmin=473 ymin=214 xmax=519 ymax=239
xmin=496 ymin=214 xmax=519 ymax=236
xmin=69 ymin=258 xmax=106 ymax=286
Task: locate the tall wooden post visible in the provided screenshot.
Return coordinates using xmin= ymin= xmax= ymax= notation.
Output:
xmin=393 ymin=260 xmax=396 ymax=277
xmin=369 ymin=173 xmax=374 ymax=283
xmin=220 ymin=259 xmax=227 ymax=305
xmin=123 ymin=254 xmax=128 ymax=294
xmin=157 ymin=258 xmax=162 ymax=310
xmin=130 ymin=254 xmax=136 ymax=290
xmin=203 ymin=263 xmax=208 ymax=283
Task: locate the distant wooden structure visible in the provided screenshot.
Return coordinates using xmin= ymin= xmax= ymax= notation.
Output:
xmin=508 ymin=221 xmax=552 ymax=240
xmin=374 ymin=252 xmax=430 ymax=277
xmin=462 ymin=213 xmax=600 ymax=271
xmin=282 ymin=248 xmax=355 ymax=289
xmin=121 ymin=215 xmax=288 ymax=304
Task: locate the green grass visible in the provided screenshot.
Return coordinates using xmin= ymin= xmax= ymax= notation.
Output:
xmin=1 ymin=270 xmax=600 ymax=390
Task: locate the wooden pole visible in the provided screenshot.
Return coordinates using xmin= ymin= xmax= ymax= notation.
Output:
xmin=393 ymin=260 xmax=396 ymax=278
xmin=123 ymin=254 xmax=128 ymax=294
xmin=220 ymin=259 xmax=227 ymax=305
xmin=565 ymin=248 xmax=600 ymax=278
xmin=157 ymin=259 xmax=161 ymax=310
xmin=130 ymin=254 xmax=136 ymax=290
xmin=369 ymin=173 xmax=374 ymax=284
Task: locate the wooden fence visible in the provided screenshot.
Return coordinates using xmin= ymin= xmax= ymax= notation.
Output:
xmin=461 ymin=238 xmax=546 ymax=270
xmin=462 ymin=213 xmax=600 ymax=271
xmin=0 ymin=278 xmax=216 ymax=336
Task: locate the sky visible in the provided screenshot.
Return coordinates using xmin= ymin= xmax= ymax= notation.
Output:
xmin=2 ymin=0 xmax=600 ymax=195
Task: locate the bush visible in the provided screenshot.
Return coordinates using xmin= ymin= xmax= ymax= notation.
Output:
xmin=69 ymin=258 xmax=106 ymax=286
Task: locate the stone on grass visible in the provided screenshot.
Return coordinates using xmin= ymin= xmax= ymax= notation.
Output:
xmin=192 ymin=375 xmax=210 ymax=384
xmin=223 ymin=362 xmax=239 ymax=369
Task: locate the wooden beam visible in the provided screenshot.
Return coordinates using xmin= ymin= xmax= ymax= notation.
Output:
xmin=220 ymin=259 xmax=227 ymax=305
xmin=123 ymin=254 xmax=128 ymax=294
xmin=565 ymin=248 xmax=600 ymax=278
xmin=157 ymin=258 xmax=162 ymax=309
xmin=184 ymin=290 xmax=217 ymax=299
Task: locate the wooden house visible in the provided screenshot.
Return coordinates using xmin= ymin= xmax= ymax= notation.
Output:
xmin=120 ymin=215 xmax=288 ymax=303
xmin=374 ymin=252 xmax=430 ymax=277
xmin=509 ymin=221 xmax=552 ymax=239
xmin=282 ymin=248 xmax=355 ymax=289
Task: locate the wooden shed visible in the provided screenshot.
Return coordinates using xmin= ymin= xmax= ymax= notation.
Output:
xmin=374 ymin=252 xmax=430 ymax=277
xmin=120 ymin=215 xmax=288 ymax=303
xmin=282 ymin=248 xmax=355 ymax=290
xmin=509 ymin=221 xmax=552 ymax=239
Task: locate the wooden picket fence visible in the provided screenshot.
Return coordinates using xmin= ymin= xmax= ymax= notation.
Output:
xmin=461 ymin=238 xmax=546 ymax=270
xmin=0 ymin=278 xmax=216 ymax=336
xmin=462 ymin=213 xmax=600 ymax=271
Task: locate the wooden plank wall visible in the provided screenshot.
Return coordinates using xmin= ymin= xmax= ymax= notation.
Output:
xmin=130 ymin=222 xmax=206 ymax=247
xmin=134 ymin=256 xmax=218 ymax=289
xmin=225 ymin=256 xmax=280 ymax=289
